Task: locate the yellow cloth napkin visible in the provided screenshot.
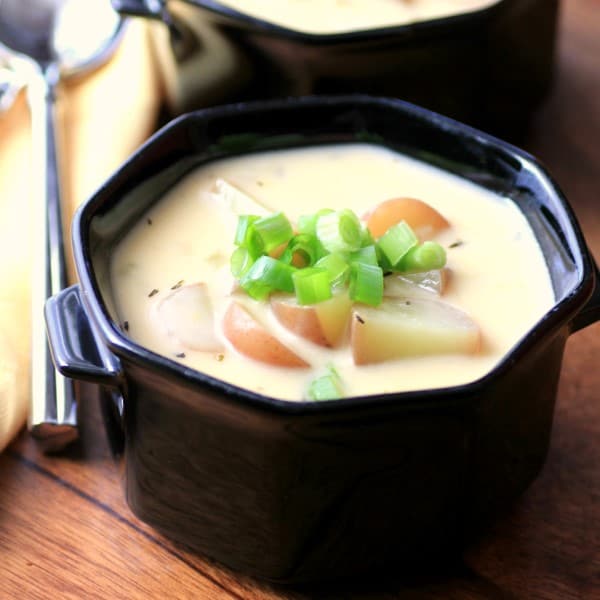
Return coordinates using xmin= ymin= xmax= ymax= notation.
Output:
xmin=0 ymin=20 xmax=162 ymax=451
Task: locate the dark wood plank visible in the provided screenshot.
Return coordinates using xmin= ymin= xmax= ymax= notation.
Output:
xmin=0 ymin=452 xmax=236 ymax=599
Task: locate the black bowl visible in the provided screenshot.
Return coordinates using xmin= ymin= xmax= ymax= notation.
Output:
xmin=46 ymin=96 xmax=599 ymax=583
xmin=114 ymin=0 xmax=560 ymax=138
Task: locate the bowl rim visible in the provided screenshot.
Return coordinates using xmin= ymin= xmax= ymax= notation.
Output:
xmin=72 ymin=94 xmax=596 ymax=416
xmin=188 ymin=0 xmax=506 ymax=44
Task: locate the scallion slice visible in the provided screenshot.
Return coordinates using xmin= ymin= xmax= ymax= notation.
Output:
xmin=306 ymin=365 xmax=343 ymax=401
xmin=293 ymin=267 xmax=332 ymax=305
xmin=315 ymin=252 xmax=350 ymax=287
xmin=349 ymin=244 xmax=378 ymax=268
xmin=349 ymin=263 xmax=384 ymax=306
xmin=376 ymin=221 xmax=418 ymax=267
xmin=252 ymin=212 xmax=294 ymax=254
xmin=230 ymin=247 xmax=254 ymax=278
xmin=360 ymin=224 xmax=374 ymax=248
xmin=397 ymin=240 xmax=447 ymax=273
xmin=297 ymin=208 xmax=334 ymax=237
xmin=316 ymin=209 xmax=362 ymax=254
xmin=234 ymin=215 xmax=260 ymax=247
xmin=240 ymin=255 xmax=296 ymax=300
xmin=280 ymin=234 xmax=320 ymax=268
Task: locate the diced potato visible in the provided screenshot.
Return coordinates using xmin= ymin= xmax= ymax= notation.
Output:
xmin=271 ymin=291 xmax=352 ymax=347
xmin=155 ymin=283 xmax=223 ymax=351
xmin=384 ymin=268 xmax=451 ymax=298
xmin=223 ymin=301 xmax=309 ymax=368
xmin=351 ymin=297 xmax=480 ymax=365
xmin=364 ymin=197 xmax=450 ymax=240
xmin=211 ymin=178 xmax=271 ymax=215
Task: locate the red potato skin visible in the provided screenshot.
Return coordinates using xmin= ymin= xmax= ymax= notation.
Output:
xmin=364 ymin=197 xmax=450 ymax=240
xmin=223 ymin=302 xmax=309 ymax=368
xmin=271 ymin=300 xmax=330 ymax=347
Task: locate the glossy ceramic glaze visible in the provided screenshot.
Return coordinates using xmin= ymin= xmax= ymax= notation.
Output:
xmin=114 ymin=0 xmax=559 ymax=138
xmin=46 ymin=96 xmax=600 ymax=583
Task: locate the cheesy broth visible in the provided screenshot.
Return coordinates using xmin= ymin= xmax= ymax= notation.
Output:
xmin=110 ymin=144 xmax=554 ymax=401
xmin=217 ymin=0 xmax=501 ymax=35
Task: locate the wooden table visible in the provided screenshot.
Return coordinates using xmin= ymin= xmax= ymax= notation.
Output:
xmin=2 ymin=2 xmax=599 ymax=598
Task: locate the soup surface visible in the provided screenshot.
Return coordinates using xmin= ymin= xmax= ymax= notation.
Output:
xmin=216 ymin=0 xmax=501 ymax=34
xmin=110 ymin=144 xmax=554 ymax=401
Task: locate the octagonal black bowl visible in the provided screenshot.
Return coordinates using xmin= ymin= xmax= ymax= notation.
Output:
xmin=46 ymin=96 xmax=599 ymax=583
xmin=113 ymin=0 xmax=559 ymax=138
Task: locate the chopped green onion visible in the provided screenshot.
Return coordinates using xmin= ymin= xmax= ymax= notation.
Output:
xmin=252 ymin=212 xmax=294 ymax=254
xmin=279 ymin=234 xmax=320 ymax=268
xmin=349 ymin=244 xmax=378 ymax=268
xmin=397 ymin=241 xmax=447 ymax=273
xmin=233 ymin=215 xmax=264 ymax=258
xmin=315 ymin=252 xmax=350 ymax=287
xmin=297 ymin=209 xmax=334 ymax=237
xmin=306 ymin=365 xmax=343 ymax=401
xmin=230 ymin=247 xmax=254 ymax=278
xmin=376 ymin=244 xmax=393 ymax=273
xmin=360 ymin=224 xmax=374 ymax=248
xmin=349 ymin=263 xmax=384 ymax=306
xmin=293 ymin=267 xmax=332 ymax=305
xmin=240 ymin=255 xmax=295 ymax=300
xmin=231 ymin=207 xmax=447 ymax=307
xmin=376 ymin=220 xmax=418 ymax=267
xmin=316 ymin=209 xmax=362 ymax=254
xmin=234 ymin=215 xmax=260 ymax=247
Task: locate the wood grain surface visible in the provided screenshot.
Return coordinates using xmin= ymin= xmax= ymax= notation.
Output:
xmin=1 ymin=1 xmax=600 ymax=598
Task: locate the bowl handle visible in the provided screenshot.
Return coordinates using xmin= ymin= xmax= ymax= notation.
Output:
xmin=45 ymin=285 xmax=123 ymax=386
xmin=571 ymin=257 xmax=600 ymax=334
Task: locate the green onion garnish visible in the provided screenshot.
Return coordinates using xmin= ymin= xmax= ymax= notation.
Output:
xmin=234 ymin=215 xmax=260 ymax=248
xmin=230 ymin=207 xmax=446 ymax=305
xmin=360 ymin=224 xmax=374 ymax=248
xmin=280 ymin=234 xmax=320 ymax=268
xmin=349 ymin=244 xmax=378 ymax=268
xmin=376 ymin=221 xmax=418 ymax=267
xmin=306 ymin=364 xmax=343 ymax=401
xmin=251 ymin=212 xmax=294 ymax=254
xmin=315 ymin=252 xmax=350 ymax=287
xmin=297 ymin=208 xmax=334 ymax=237
xmin=240 ymin=255 xmax=296 ymax=300
xmin=230 ymin=247 xmax=254 ymax=278
xmin=398 ymin=241 xmax=447 ymax=273
xmin=293 ymin=267 xmax=332 ymax=305
xmin=349 ymin=263 xmax=384 ymax=306
xmin=316 ymin=209 xmax=362 ymax=254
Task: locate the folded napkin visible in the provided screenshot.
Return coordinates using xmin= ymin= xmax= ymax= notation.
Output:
xmin=0 ymin=20 xmax=162 ymax=451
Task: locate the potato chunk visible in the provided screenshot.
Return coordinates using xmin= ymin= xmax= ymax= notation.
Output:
xmin=384 ymin=268 xmax=451 ymax=298
xmin=271 ymin=292 xmax=352 ymax=347
xmin=223 ymin=301 xmax=309 ymax=368
xmin=364 ymin=197 xmax=450 ymax=240
xmin=351 ymin=298 xmax=480 ymax=365
xmin=212 ymin=178 xmax=270 ymax=215
xmin=156 ymin=283 xmax=223 ymax=351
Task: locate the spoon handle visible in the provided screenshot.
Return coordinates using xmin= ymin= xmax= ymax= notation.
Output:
xmin=27 ymin=65 xmax=78 ymax=451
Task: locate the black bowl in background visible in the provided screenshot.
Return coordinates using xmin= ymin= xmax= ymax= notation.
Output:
xmin=113 ymin=0 xmax=560 ymax=139
xmin=46 ymin=96 xmax=599 ymax=583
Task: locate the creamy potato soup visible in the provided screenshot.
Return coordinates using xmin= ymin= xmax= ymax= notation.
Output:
xmin=217 ymin=0 xmax=501 ymax=34
xmin=110 ymin=144 xmax=554 ymax=401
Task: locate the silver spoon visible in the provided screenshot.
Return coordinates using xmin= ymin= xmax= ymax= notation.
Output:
xmin=0 ymin=0 xmax=123 ymax=451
